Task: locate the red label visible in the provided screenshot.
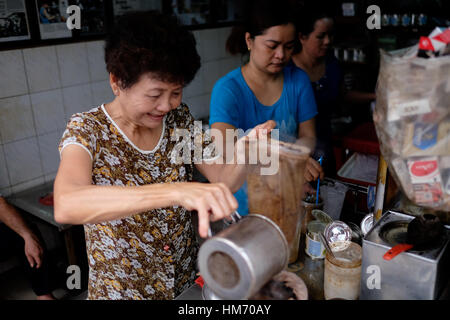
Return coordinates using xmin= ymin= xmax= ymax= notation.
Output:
xmin=433 ymin=29 xmax=450 ymax=44
xmin=419 ymin=37 xmax=435 ymax=50
xmin=410 ymin=161 xmax=438 ymax=176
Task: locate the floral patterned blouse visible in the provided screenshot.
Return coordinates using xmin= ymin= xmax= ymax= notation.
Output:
xmin=59 ymin=103 xmax=218 ymax=300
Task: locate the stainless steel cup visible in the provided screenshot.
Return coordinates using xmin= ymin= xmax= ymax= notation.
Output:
xmin=198 ymin=214 xmax=289 ymax=300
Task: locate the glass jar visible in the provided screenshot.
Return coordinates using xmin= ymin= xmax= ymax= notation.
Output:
xmin=324 ymin=242 xmax=362 ymax=300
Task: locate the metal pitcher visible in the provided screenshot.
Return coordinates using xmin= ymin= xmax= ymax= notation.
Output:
xmin=198 ymin=214 xmax=289 ymax=300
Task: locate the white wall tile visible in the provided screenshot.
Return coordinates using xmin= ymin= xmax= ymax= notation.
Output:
xmin=56 ymin=43 xmax=90 ymax=87
xmin=192 ymin=30 xmax=203 ymax=60
xmin=0 ymin=95 xmax=36 ymax=143
xmin=10 ymin=177 xmax=45 ymax=195
xmin=62 ymin=84 xmax=94 ymax=119
xmin=220 ymin=57 xmax=241 ymax=78
xmin=0 ymin=145 xmax=10 ymax=189
xmin=3 ymin=137 xmax=43 ymax=186
xmin=23 ymin=46 xmax=61 ymax=93
xmin=44 ymin=172 xmax=57 ymax=183
xmin=37 ymin=131 xmax=61 ymax=176
xmin=0 ymin=50 xmax=28 ymax=99
xmin=30 ymin=89 xmax=65 ymax=135
xmin=91 ymin=80 xmax=114 ymax=107
xmin=185 ymin=94 xmax=211 ymax=120
xmin=199 ymin=29 xmax=223 ymax=62
xmin=218 ymin=27 xmax=233 ymax=59
xmin=184 ymin=71 xmax=204 ymax=98
xmin=0 ymin=187 xmax=11 ymax=197
xmin=86 ymin=40 xmax=108 ymax=82
xmin=202 ymin=61 xmax=222 ymax=94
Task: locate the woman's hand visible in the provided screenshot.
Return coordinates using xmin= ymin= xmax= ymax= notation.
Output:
xmin=175 ymin=182 xmax=238 ymax=238
xmin=304 ymin=157 xmax=324 ymax=182
xmin=247 ymin=120 xmax=277 ymax=139
xmin=23 ymin=233 xmax=44 ymax=269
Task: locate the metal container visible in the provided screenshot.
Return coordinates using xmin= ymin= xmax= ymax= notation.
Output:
xmin=360 ymin=211 xmax=450 ymax=300
xmin=198 ymin=214 xmax=289 ymax=300
xmin=301 ymin=198 xmax=324 ymax=234
xmin=202 ymin=284 xmax=223 ymax=300
xmin=306 ymin=220 xmax=327 ymax=259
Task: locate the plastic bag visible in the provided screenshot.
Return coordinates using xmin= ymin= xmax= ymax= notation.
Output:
xmin=373 ymin=46 xmax=450 ymax=212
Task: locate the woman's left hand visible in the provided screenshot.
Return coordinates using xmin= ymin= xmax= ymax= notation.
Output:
xmin=247 ymin=120 xmax=277 ymax=139
xmin=304 ymin=157 xmax=324 ymax=182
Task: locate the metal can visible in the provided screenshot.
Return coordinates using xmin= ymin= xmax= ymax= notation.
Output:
xmin=382 ymin=14 xmax=390 ymax=26
xmin=343 ymin=48 xmax=349 ymax=61
xmin=401 ymin=13 xmax=411 ymax=26
xmin=418 ymin=14 xmax=427 ymax=26
xmin=305 ymin=220 xmax=327 ymax=259
xmin=390 ymin=14 xmax=399 ymax=26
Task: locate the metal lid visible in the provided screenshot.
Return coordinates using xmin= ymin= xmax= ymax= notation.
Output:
xmin=324 ymin=221 xmax=352 ymax=251
xmin=361 ymin=213 xmax=375 ymax=236
xmin=312 ymin=210 xmax=334 ymax=224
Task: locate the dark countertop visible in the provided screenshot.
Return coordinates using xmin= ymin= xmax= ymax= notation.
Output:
xmin=175 ymin=283 xmax=203 ymax=300
xmin=7 ymin=181 xmax=71 ymax=231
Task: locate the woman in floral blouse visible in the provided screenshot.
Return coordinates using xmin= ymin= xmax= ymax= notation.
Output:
xmin=54 ymin=11 xmax=274 ymax=300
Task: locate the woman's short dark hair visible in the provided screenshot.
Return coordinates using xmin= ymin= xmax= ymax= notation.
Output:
xmin=226 ymin=0 xmax=296 ymax=55
xmin=105 ymin=11 xmax=200 ymax=89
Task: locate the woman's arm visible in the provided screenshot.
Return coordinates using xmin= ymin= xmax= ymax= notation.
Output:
xmin=54 ymin=145 xmax=237 ymax=238
xmin=196 ymin=121 xmax=276 ymax=193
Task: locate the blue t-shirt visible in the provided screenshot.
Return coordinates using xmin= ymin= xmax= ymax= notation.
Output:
xmin=209 ymin=66 xmax=318 ymax=215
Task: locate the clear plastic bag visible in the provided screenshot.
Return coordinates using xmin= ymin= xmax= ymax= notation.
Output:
xmin=373 ymin=47 xmax=450 ymax=212
xmin=320 ymin=180 xmax=349 ymax=221
xmin=246 ymin=139 xmax=310 ymax=263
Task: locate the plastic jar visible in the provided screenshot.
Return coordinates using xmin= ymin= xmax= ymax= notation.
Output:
xmin=324 ymin=242 xmax=362 ymax=300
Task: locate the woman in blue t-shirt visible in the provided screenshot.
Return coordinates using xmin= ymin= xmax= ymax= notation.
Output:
xmin=209 ymin=0 xmax=324 ymax=215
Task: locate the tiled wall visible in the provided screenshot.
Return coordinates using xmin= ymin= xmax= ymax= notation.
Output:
xmin=0 ymin=27 xmax=242 ymax=196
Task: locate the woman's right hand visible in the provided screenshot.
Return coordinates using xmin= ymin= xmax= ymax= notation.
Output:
xmin=175 ymin=182 xmax=238 ymax=238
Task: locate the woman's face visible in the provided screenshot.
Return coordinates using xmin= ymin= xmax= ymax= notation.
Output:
xmin=113 ymin=73 xmax=183 ymax=129
xmin=246 ymin=23 xmax=296 ymax=74
xmin=299 ymin=18 xmax=334 ymax=58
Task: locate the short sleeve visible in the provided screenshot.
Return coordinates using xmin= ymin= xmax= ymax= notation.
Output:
xmin=209 ymin=80 xmax=240 ymax=128
xmin=59 ymin=114 xmax=97 ymax=160
xmin=172 ymin=104 xmax=219 ymax=164
xmin=293 ymin=69 xmax=318 ymax=123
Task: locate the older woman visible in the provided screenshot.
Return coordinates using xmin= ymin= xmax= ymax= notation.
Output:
xmin=54 ymin=11 xmax=272 ymax=300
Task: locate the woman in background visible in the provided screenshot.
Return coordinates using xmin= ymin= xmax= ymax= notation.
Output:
xmin=291 ymin=2 xmax=376 ymax=176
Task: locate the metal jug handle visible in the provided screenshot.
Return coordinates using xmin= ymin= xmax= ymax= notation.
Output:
xmin=207 ymin=211 xmax=242 ymax=238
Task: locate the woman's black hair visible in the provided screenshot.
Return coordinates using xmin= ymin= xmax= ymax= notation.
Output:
xmin=293 ymin=1 xmax=335 ymax=53
xmin=295 ymin=0 xmax=335 ymax=36
xmin=226 ymin=0 xmax=296 ymax=55
xmin=105 ymin=11 xmax=200 ymax=89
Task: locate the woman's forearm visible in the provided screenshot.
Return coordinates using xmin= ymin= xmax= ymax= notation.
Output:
xmin=54 ymin=183 xmax=181 ymax=225
xmin=0 ymin=197 xmax=34 ymax=239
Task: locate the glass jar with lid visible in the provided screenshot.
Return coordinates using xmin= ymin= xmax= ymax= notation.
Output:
xmin=324 ymin=242 xmax=362 ymax=300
